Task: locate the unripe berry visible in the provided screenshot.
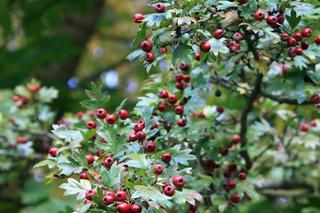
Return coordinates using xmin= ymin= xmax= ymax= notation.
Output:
xmin=200 ymin=41 xmax=211 ymax=52
xmin=49 ymin=147 xmax=58 ymax=157
xmin=119 ymin=109 xmax=129 ymax=120
xmin=140 ymin=40 xmax=153 ymax=52
xmin=163 ymin=185 xmax=175 ymax=196
xmin=174 ymin=105 xmax=184 ymax=115
xmin=301 ymin=28 xmax=312 ymax=37
xmin=213 ymin=29 xmax=225 ymax=39
xmin=162 ymin=152 xmax=172 ymax=163
xmin=254 ymin=9 xmax=265 ymax=21
xmin=86 ymin=154 xmax=94 ymax=165
xmin=266 ymin=15 xmax=277 ymax=26
xmin=133 ymin=13 xmax=144 ymax=23
xmin=116 ymin=202 xmax=131 ymax=213
xmin=103 ymin=157 xmax=114 ymax=169
xmin=115 ymin=190 xmax=127 ymax=202
xmin=154 ymin=2 xmax=166 ymax=13
xmin=173 ymin=175 xmax=185 ymax=188
xmin=230 ymin=193 xmax=241 ymax=203
xmin=86 ymin=120 xmax=97 ymax=129
xmin=177 ymin=118 xmax=187 ymax=127
xmin=153 ymin=164 xmax=164 ymax=175
xmin=96 ymin=108 xmax=107 ymax=119
xmin=144 ymin=52 xmax=155 ymax=62
xmin=106 ymin=114 xmax=117 ymax=124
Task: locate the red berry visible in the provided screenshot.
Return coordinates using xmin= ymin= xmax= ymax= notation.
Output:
xmin=153 ymin=164 xmax=164 ymax=175
xmin=80 ymin=171 xmax=89 ymax=180
xmin=163 ymin=185 xmax=175 ymax=196
xmin=16 ymin=136 xmax=28 ymax=144
xmin=49 ymin=147 xmax=58 ymax=157
xmin=106 ymin=114 xmax=117 ymax=124
xmin=266 ymin=15 xmax=277 ymax=26
xmin=144 ymin=141 xmax=156 ymax=152
xmin=103 ymin=194 xmax=114 ymax=205
xmin=287 ymin=37 xmax=297 ymax=46
xmin=85 ymin=190 xmax=97 ymax=201
xmin=226 ymin=179 xmax=236 ymax=190
xmin=115 ymin=190 xmax=127 ymax=202
xmin=158 ymin=102 xmax=167 ymax=111
xmin=182 ymin=74 xmax=190 ymax=83
xmin=28 ymin=85 xmax=41 ymax=93
xmin=230 ymin=193 xmax=241 ymax=203
xmin=224 ymin=170 xmax=232 ymax=178
xmin=177 ymin=118 xmax=187 ymax=127
xmin=293 ymin=32 xmax=303 ymax=41
xmin=198 ymin=111 xmax=206 ymax=119
xmin=288 ymin=49 xmax=296 ymax=58
xmin=236 ymin=0 xmax=247 ymax=4
xmin=162 ymin=152 xmax=172 ymax=163
xmin=168 ymin=94 xmax=177 ymax=104
xmin=302 ymin=28 xmax=312 ymax=37
xmin=130 ymin=204 xmax=142 ymax=213
xmin=174 ymin=105 xmax=184 ymax=115
xmin=213 ymin=29 xmax=225 ymax=39
xmin=86 ymin=154 xmax=94 ymax=165
xmin=280 ymin=32 xmax=289 ymax=41
xmin=151 ymin=123 xmax=158 ymax=130
xmin=220 ymin=148 xmax=229 ymax=156
xmin=195 ymin=52 xmax=201 ymax=60
xmin=140 ymin=40 xmax=153 ymax=52
xmin=175 ymin=73 xmax=183 ymax=82
xmin=311 ymin=94 xmax=320 ymax=104
xmin=315 ymin=35 xmax=320 ymax=45
xmin=103 ymin=157 xmax=114 ymax=169
xmin=217 ymin=106 xmax=224 ymax=114
xmin=254 ymin=9 xmax=265 ymax=21
xmin=84 ymin=199 xmax=91 ymax=204
xmin=238 ymin=172 xmax=247 ymax=180
xmin=159 ymin=90 xmax=169 ymax=98
xmin=116 ymin=202 xmax=131 ymax=213
xmin=277 ymin=15 xmax=285 ymax=24
xmin=228 ymin=41 xmax=240 ymax=52
xmin=128 ymin=132 xmax=137 ymax=142
xmin=300 ymin=123 xmax=309 ymax=132
xmin=281 ymin=65 xmax=289 ymax=74
xmin=119 ymin=109 xmax=129 ymax=120
xmin=301 ymin=41 xmax=309 ymax=50
xmin=176 ymin=81 xmax=186 ymax=90
xmin=233 ymin=32 xmax=244 ymax=41
xmin=294 ymin=47 xmax=303 ymax=55
xmin=173 ymin=175 xmax=185 ymax=188
xmin=310 ymin=119 xmax=317 ymax=127
xmin=179 ymin=61 xmax=189 ymax=70
xmin=134 ymin=13 xmax=144 ymax=23
xmin=200 ymin=41 xmax=211 ymax=52
xmin=96 ymin=108 xmax=107 ymax=119
xmin=144 ymin=52 xmax=155 ymax=62
xmin=154 ymin=2 xmax=166 ymax=13
xmin=231 ymin=134 xmax=241 ymax=145
xmin=228 ymin=164 xmax=237 ymax=173
xmin=160 ymin=47 xmax=167 ymax=54
xmin=136 ymin=131 xmax=146 ymax=141
xmin=86 ymin=120 xmax=97 ymax=129
xmin=134 ymin=121 xmax=145 ymax=132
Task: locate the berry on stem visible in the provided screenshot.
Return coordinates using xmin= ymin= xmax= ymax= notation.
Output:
xmin=96 ymin=108 xmax=107 ymax=119
xmin=153 ymin=164 xmax=164 ymax=175
xmin=134 ymin=13 xmax=144 ymax=23
xmin=173 ymin=175 xmax=185 ymax=188
xmin=49 ymin=147 xmax=58 ymax=157
xmin=119 ymin=109 xmax=129 ymax=120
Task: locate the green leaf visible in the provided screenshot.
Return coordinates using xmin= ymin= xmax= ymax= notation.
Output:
xmin=52 ymin=124 xmax=83 ymax=148
xmin=38 ymin=87 xmax=59 ymax=103
xmin=59 ymin=178 xmax=91 ymax=197
xmin=33 ymin=159 xmax=56 ymax=169
xmin=172 ymin=44 xmax=193 ymax=64
xmin=100 ymin=163 xmax=121 ymax=188
xmin=217 ymin=1 xmax=237 ymax=10
xmin=208 ymin=38 xmax=229 ymax=56
xmin=132 ymin=185 xmax=172 ymax=208
xmin=174 ymin=189 xmax=203 ymax=206
xmin=125 ymin=153 xmax=150 ymax=169
xmin=170 ymin=145 xmax=196 ymax=166
xmin=286 ymin=9 xmax=301 ymax=29
xmin=127 ymin=49 xmax=145 ymax=62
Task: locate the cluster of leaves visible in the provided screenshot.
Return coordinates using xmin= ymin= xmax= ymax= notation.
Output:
xmin=37 ymin=0 xmax=320 ymax=212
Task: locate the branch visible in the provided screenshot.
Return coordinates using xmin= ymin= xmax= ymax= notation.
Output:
xmin=239 ymin=73 xmax=263 ymax=171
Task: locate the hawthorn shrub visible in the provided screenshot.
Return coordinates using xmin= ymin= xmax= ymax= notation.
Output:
xmin=0 ymin=80 xmax=61 ymax=210
xmin=37 ymin=1 xmax=320 ymax=213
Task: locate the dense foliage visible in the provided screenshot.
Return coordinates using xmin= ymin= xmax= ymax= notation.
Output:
xmin=13 ymin=0 xmax=320 ymax=212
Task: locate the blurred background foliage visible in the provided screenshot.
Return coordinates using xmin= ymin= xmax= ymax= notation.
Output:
xmin=0 ymin=0 xmax=149 ymax=117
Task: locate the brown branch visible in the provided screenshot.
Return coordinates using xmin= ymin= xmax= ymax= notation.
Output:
xmin=239 ymin=73 xmax=263 ymax=171
xmin=260 ymin=90 xmax=312 ymax=105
